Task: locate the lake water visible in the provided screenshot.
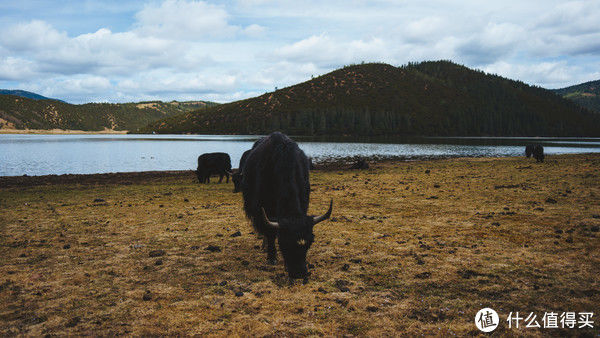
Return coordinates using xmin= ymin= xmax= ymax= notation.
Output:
xmin=1 ymin=134 xmax=599 ymax=177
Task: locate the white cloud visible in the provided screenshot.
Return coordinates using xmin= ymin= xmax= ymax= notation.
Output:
xmin=254 ymin=61 xmax=320 ymax=89
xmin=403 ymin=16 xmax=445 ymax=43
xmin=243 ymin=24 xmax=266 ymax=37
xmin=116 ymin=70 xmax=238 ymax=95
xmin=1 ymin=0 xmax=600 ymax=103
xmin=1 ymin=20 xmax=68 ymax=51
xmin=535 ymin=1 xmax=600 ymax=35
xmin=60 ymin=75 xmax=112 ymax=93
xmin=134 ymin=0 xmax=239 ymax=39
xmin=275 ymin=34 xmax=388 ymax=67
xmin=0 ymin=57 xmax=37 ymax=81
xmin=21 ymin=75 xmax=112 ymax=102
xmin=457 ymin=22 xmax=526 ymax=65
xmin=482 ymin=61 xmax=580 ymax=88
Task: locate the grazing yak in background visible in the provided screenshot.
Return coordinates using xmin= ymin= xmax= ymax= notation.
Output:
xmin=532 ymin=145 xmax=544 ymax=162
xmin=525 ymin=144 xmax=534 ymax=158
xmin=525 ymin=144 xmax=544 ymax=162
xmin=196 ymin=152 xmax=232 ymax=184
xmin=350 ymin=158 xmax=369 ymax=169
xmin=241 ymin=132 xmax=333 ymax=283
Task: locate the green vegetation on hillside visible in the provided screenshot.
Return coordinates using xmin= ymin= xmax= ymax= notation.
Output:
xmin=0 ymin=95 xmax=217 ymax=131
xmin=0 ymin=89 xmax=60 ymax=101
xmin=553 ymin=80 xmax=600 ymax=113
xmin=139 ymin=61 xmax=600 ymax=136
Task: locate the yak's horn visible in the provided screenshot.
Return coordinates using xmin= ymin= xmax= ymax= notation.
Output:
xmin=313 ymin=199 xmax=333 ymax=225
xmin=262 ymin=208 xmax=280 ymax=229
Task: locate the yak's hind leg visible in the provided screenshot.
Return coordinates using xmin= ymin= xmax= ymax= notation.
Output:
xmin=265 ymin=234 xmax=277 ymax=265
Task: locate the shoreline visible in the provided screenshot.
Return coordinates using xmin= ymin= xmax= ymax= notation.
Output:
xmin=0 ymin=154 xmax=483 ymax=186
xmin=0 ymin=170 xmax=196 ymax=188
xmin=3 ymin=153 xmax=598 ymax=188
xmin=0 ymin=128 xmax=128 ymax=134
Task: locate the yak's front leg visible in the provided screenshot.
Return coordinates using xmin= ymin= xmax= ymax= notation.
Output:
xmin=261 ymin=237 xmax=268 ymax=252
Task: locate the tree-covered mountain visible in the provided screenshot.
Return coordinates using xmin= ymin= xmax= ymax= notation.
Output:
xmin=0 ymin=95 xmax=218 ymax=131
xmin=553 ymin=80 xmax=600 ymax=113
xmin=0 ymin=89 xmax=62 ymax=102
xmin=138 ymin=61 xmax=600 ymax=137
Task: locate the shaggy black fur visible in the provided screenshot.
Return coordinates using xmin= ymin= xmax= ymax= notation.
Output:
xmin=525 ymin=144 xmax=534 ymax=158
xmin=232 ymin=149 xmax=253 ymax=193
xmin=196 ymin=152 xmax=231 ymax=184
xmin=241 ymin=132 xmax=331 ymax=281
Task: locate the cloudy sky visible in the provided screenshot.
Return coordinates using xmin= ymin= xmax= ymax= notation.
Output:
xmin=1 ymin=0 xmax=599 ymax=104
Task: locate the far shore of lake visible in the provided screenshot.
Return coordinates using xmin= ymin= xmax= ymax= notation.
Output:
xmin=0 ymin=128 xmax=128 ymax=134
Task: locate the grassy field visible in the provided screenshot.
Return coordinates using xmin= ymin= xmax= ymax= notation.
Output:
xmin=1 ymin=154 xmax=598 ymax=336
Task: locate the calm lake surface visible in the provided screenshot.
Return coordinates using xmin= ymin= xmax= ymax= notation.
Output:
xmin=1 ymin=134 xmax=599 ymax=176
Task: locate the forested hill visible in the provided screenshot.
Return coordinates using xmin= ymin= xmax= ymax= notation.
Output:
xmin=0 ymin=89 xmax=61 ymax=101
xmin=138 ymin=61 xmax=600 ymax=136
xmin=0 ymin=95 xmax=217 ymax=131
xmin=553 ymin=80 xmax=600 ymax=113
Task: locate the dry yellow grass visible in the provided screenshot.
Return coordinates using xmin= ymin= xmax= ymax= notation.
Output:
xmin=1 ymin=154 xmax=599 ymax=336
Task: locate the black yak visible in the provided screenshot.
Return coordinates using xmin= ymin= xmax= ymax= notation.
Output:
xmin=532 ymin=145 xmax=544 ymax=162
xmin=350 ymin=158 xmax=369 ymax=169
xmin=525 ymin=144 xmax=534 ymax=158
xmin=196 ymin=152 xmax=231 ymax=184
xmin=525 ymin=144 xmax=544 ymax=162
xmin=241 ymin=132 xmax=333 ymax=283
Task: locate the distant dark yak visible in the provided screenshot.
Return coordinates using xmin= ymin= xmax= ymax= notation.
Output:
xmin=241 ymin=132 xmax=333 ymax=283
xmin=525 ymin=144 xmax=534 ymax=158
xmin=532 ymin=145 xmax=544 ymax=162
xmin=350 ymin=158 xmax=369 ymax=169
xmin=525 ymin=144 xmax=544 ymax=162
xmin=196 ymin=152 xmax=232 ymax=184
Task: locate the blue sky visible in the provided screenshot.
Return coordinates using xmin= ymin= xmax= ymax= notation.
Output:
xmin=1 ymin=0 xmax=599 ymax=104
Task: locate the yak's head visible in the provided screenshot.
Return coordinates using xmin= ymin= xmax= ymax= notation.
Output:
xmin=232 ymin=171 xmax=242 ymax=192
xmin=262 ymin=200 xmax=333 ymax=282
